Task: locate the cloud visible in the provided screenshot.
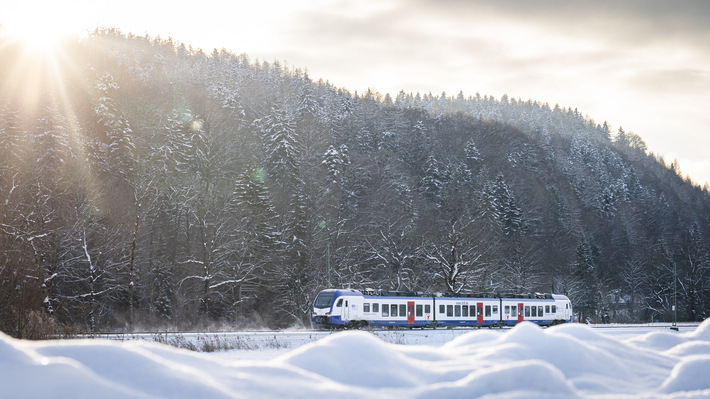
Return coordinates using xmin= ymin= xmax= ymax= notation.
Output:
xmin=625 ymin=68 xmax=710 ymax=95
xmin=410 ymin=0 xmax=710 ymax=51
xmin=268 ymin=0 xmax=710 ymax=185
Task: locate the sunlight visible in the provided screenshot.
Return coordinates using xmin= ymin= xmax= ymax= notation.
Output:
xmin=0 ymin=14 xmax=76 ymax=110
xmin=1 ymin=18 xmax=96 ymax=223
xmin=2 ymin=19 xmax=67 ymax=56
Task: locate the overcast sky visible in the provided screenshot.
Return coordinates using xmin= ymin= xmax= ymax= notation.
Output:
xmin=3 ymin=0 xmax=709 ymax=186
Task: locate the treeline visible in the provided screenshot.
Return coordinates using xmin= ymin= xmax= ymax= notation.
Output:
xmin=1 ymin=30 xmax=708 ymax=336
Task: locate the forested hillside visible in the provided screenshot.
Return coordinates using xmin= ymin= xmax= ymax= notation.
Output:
xmin=1 ymin=30 xmax=709 ymax=336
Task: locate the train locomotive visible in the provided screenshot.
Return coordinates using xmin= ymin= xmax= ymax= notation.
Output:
xmin=312 ymin=288 xmax=573 ymax=329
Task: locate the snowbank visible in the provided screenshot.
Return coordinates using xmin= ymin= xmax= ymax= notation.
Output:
xmin=2 ymin=319 xmax=710 ymax=398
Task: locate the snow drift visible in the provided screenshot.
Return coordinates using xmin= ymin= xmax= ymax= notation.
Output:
xmin=2 ymin=320 xmax=710 ymax=398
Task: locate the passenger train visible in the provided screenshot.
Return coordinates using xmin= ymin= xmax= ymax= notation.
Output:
xmin=312 ymin=288 xmax=573 ymax=329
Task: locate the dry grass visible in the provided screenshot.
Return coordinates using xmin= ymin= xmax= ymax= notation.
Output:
xmin=21 ymin=311 xmax=83 ymax=340
xmin=150 ymin=332 xmax=290 ymax=352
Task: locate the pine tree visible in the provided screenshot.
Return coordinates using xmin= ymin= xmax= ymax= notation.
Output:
xmin=262 ymin=102 xmax=299 ymax=191
xmin=232 ymin=166 xmax=281 ymax=284
xmin=151 ymin=262 xmax=174 ymax=321
xmin=322 ymin=144 xmax=350 ymax=185
xmin=482 ymin=174 xmax=524 ymax=236
xmin=420 ymin=156 xmax=443 ymax=203
xmin=296 ymin=73 xmax=319 ymax=120
xmin=464 ymin=139 xmax=482 ymax=171
xmin=93 ymin=69 xmax=135 ymax=175
xmin=571 ymin=238 xmax=599 ymax=322
xmin=620 ymin=257 xmax=646 ymax=322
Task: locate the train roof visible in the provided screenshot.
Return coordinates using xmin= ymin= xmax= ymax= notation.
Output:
xmin=332 ymin=288 xmax=561 ymax=300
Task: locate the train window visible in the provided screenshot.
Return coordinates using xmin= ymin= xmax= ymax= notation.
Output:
xmin=566 ymin=304 xmax=569 ymax=309
xmin=399 ymin=304 xmax=406 ymax=317
xmin=485 ymin=305 xmax=491 ymax=317
xmin=446 ymin=305 xmax=453 ymax=317
xmin=314 ymin=292 xmax=335 ymax=309
xmin=373 ymin=303 xmax=379 ymax=313
xmin=511 ymin=306 xmax=517 ymax=317
xmin=336 ymin=298 xmax=343 ymax=307
xmin=455 ymin=305 xmax=461 ymax=317
xmin=364 ymin=303 xmax=370 ymax=313
xmin=382 ymin=305 xmax=389 ymax=317
xmin=505 ymin=306 xmax=510 ymax=315
xmin=551 ymin=305 xmax=556 ymax=313
xmin=531 ymin=306 xmax=537 ymax=317
xmin=525 ymin=306 xmax=530 ymax=317
xmin=391 ymin=304 xmax=398 ymax=317
xmin=545 ymin=305 xmax=550 ymax=314
xmin=440 ymin=305 xmax=445 ymax=314
xmin=492 ymin=305 xmax=498 ymax=315
xmin=462 ymin=305 xmax=468 ymax=317
xmin=416 ymin=304 xmax=423 ymax=317
xmin=539 ymin=306 xmax=543 ymax=316
xmin=425 ymin=304 xmax=431 ymax=314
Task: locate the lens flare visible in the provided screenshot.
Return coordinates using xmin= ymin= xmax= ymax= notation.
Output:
xmin=251 ymin=167 xmax=267 ymax=183
xmin=190 ymin=119 xmax=204 ymax=132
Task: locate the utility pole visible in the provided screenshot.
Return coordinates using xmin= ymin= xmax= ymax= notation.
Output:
xmin=319 ymin=220 xmax=331 ymax=288
xmin=671 ymin=260 xmax=678 ymax=331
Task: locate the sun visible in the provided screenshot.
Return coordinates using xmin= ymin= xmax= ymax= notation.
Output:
xmin=1 ymin=19 xmax=69 ymax=56
xmin=0 ymin=15 xmax=79 ymax=113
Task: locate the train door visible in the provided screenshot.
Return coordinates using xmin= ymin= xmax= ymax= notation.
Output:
xmin=343 ymin=300 xmax=349 ymax=321
xmin=407 ymin=301 xmax=415 ymax=325
xmin=477 ymin=302 xmax=484 ymax=325
xmin=334 ymin=298 xmax=343 ymax=318
xmin=518 ymin=303 xmax=524 ymax=323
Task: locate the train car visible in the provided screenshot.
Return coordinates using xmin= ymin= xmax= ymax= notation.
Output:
xmin=431 ymin=295 xmax=501 ymax=327
xmin=312 ymin=289 xmax=573 ymax=329
xmin=312 ymin=289 xmax=434 ymax=328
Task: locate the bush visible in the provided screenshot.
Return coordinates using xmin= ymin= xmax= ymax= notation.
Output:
xmin=21 ymin=311 xmax=82 ymax=340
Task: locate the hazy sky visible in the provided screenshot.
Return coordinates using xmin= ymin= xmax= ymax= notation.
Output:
xmin=3 ymin=0 xmax=709 ymax=186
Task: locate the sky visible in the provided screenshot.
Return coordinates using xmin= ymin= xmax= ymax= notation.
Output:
xmin=2 ymin=0 xmax=709 ymax=186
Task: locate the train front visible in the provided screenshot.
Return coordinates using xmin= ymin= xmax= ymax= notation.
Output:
xmin=312 ymin=289 xmax=338 ymax=327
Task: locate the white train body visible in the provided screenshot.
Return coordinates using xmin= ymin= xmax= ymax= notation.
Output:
xmin=312 ymin=289 xmax=573 ymax=329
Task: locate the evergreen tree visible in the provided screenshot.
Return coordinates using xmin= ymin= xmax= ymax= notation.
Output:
xmin=93 ymin=69 xmax=135 ymax=174
xmin=322 ymin=144 xmax=350 ymax=185
xmin=420 ymin=156 xmax=443 ymax=203
xmin=570 ymin=239 xmax=599 ymax=322
xmin=151 ymin=262 xmax=174 ymax=321
xmin=464 ymin=139 xmax=482 ymax=171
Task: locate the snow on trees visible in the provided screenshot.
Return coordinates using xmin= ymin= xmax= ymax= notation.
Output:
xmin=1 ymin=31 xmax=709 ymax=332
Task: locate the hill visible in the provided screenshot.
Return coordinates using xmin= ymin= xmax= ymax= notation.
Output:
xmin=1 ymin=30 xmax=708 ymax=334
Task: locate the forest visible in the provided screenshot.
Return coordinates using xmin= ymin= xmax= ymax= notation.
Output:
xmin=1 ymin=29 xmax=709 ymax=337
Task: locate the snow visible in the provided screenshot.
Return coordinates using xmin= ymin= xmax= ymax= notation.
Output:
xmin=2 ymin=320 xmax=710 ymax=398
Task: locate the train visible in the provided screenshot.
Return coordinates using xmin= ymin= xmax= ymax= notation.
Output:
xmin=312 ymin=288 xmax=573 ymax=329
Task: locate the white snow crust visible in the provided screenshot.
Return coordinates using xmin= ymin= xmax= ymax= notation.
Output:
xmin=2 ymin=319 xmax=710 ymax=398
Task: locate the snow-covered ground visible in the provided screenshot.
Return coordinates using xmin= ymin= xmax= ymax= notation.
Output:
xmin=2 ymin=320 xmax=710 ymax=398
